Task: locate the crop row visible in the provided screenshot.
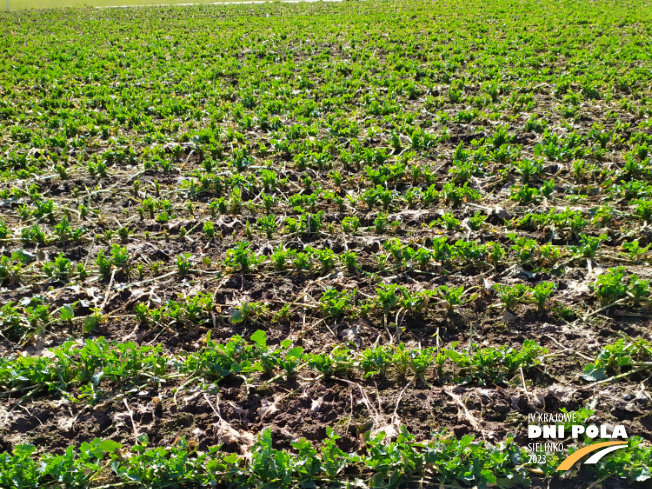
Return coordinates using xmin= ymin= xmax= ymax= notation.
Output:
xmin=4 ymin=154 xmax=652 ymax=240
xmin=4 ymin=328 xmax=650 ymax=406
xmin=2 ymin=260 xmax=650 ymax=347
xmin=6 ymin=226 xmax=648 ymax=279
xmin=2 ymin=229 xmax=649 ymax=284
xmin=2 ymin=426 xmax=650 ymax=489
xmin=0 ymin=330 xmax=547 ymax=403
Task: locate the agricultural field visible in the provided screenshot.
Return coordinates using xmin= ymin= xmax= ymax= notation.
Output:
xmin=1 ymin=0 xmax=652 ymax=487
xmin=6 ymin=0 xmax=287 ymax=13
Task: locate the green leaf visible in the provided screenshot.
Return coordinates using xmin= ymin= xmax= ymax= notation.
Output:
xmin=481 ymin=468 xmax=497 ymax=484
xmin=250 ymin=330 xmax=267 ymax=348
xmin=60 ymin=305 xmax=74 ymax=320
xmin=84 ymin=439 xmax=122 ymax=458
xmin=230 ymin=308 xmax=243 ymax=324
xmin=224 ymin=453 xmax=239 ymax=464
xmin=496 ymin=477 xmax=517 ymax=488
xmin=581 ymin=364 xmax=607 ymax=381
xmin=445 ymin=349 xmax=462 ymax=362
xmin=83 ymin=315 xmax=98 ymax=332
xmin=286 ymin=347 xmax=304 ymax=359
xmin=97 ymin=440 xmax=122 ymax=453
xmin=14 ymin=444 xmax=36 ymax=456
xmin=633 ymin=467 xmax=651 ymax=481
xmin=12 ymin=249 xmax=35 ymax=264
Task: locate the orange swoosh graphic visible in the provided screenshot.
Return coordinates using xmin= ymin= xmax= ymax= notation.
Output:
xmin=556 ymin=441 xmax=628 ymax=471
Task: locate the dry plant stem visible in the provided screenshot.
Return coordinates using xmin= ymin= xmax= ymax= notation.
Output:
xmin=546 ymin=335 xmax=594 ymax=362
xmin=577 ymin=297 xmax=627 ymax=324
xmin=123 ymin=398 xmax=139 ymax=439
xmin=128 ymin=270 xmax=178 ymax=288
xmin=203 ymin=392 xmax=222 ymax=420
xmin=519 ymin=366 xmax=528 ymax=395
xmin=444 ymin=387 xmax=483 ymax=438
xmin=383 ymin=312 xmax=392 ymax=343
xmin=587 ymin=476 xmax=610 ymax=489
xmin=92 ymin=483 xmax=131 ymax=489
xmin=592 ymin=365 xmax=651 ymax=386
xmin=99 ymin=268 xmax=117 ymax=312
xmin=394 ymin=380 xmax=411 ymax=416
xmin=173 ymin=374 xmax=199 ymax=406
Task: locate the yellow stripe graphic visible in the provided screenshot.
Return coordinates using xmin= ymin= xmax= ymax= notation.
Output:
xmin=556 ymin=441 xmax=628 ymax=471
